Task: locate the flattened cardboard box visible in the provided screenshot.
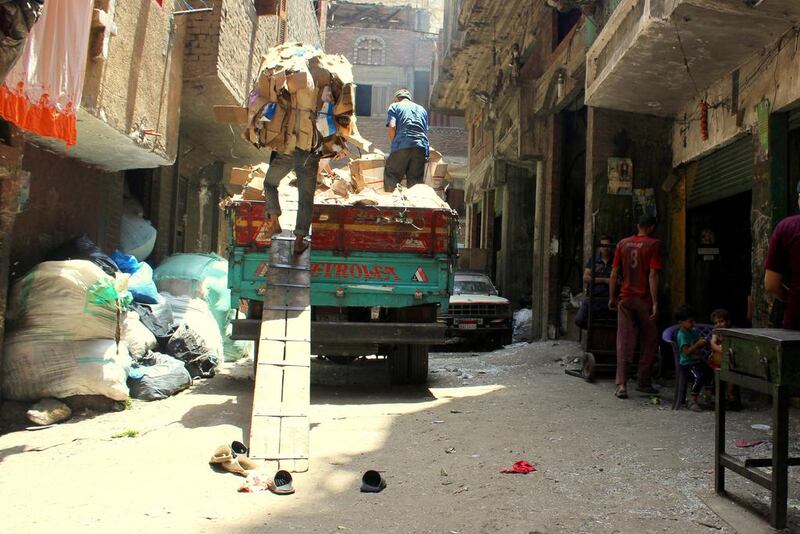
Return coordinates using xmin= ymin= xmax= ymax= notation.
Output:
xmin=230 ymin=167 xmax=252 ymax=186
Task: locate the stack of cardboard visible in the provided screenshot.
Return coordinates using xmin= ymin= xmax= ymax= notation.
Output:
xmin=215 ymin=42 xmax=370 ymax=156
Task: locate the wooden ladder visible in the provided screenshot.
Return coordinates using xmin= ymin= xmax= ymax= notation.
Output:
xmin=248 ymin=196 xmax=311 ymax=472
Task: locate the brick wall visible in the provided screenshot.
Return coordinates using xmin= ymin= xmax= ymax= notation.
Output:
xmin=326 ymin=27 xmax=436 ymax=70
xmin=11 ymin=145 xmax=123 ymax=275
xmin=288 ymin=0 xmax=323 ymax=45
xmin=185 ymin=0 xmax=321 ymax=103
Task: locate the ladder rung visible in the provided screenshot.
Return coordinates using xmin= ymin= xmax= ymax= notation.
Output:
xmin=262 ymin=305 xmax=307 ymax=312
xmin=269 ymin=263 xmax=310 ymax=271
xmin=253 ymin=413 xmax=308 ymax=418
xmin=257 ymin=360 xmax=310 ymax=368
xmin=259 ymin=337 xmax=311 ymax=343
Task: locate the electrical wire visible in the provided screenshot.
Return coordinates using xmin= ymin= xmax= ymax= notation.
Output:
xmin=672 ymin=20 xmax=702 ymax=102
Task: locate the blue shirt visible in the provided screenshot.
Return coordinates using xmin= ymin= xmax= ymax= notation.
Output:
xmin=386 ymin=100 xmax=429 ymax=155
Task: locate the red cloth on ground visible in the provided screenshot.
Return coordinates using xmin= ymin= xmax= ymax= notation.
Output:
xmin=500 ymin=460 xmax=537 ymax=474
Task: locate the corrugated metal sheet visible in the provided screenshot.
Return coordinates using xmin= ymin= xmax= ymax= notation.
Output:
xmin=688 ymin=136 xmax=753 ymax=209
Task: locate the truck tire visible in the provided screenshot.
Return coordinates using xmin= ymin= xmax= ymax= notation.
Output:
xmin=407 ymin=345 xmax=429 ymax=384
xmin=389 ymin=345 xmax=410 ymax=385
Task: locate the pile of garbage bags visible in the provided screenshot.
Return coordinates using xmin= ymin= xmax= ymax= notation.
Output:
xmin=1 ymin=238 xmax=251 ymax=406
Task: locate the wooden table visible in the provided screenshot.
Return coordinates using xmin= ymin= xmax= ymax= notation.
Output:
xmin=715 ymin=328 xmax=800 ymax=529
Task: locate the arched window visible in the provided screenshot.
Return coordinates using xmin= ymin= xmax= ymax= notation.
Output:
xmin=354 ymin=37 xmax=385 ymax=66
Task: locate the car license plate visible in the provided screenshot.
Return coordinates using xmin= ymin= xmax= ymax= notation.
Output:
xmin=459 ymin=323 xmax=478 ymax=330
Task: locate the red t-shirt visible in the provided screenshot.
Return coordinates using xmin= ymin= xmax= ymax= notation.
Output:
xmin=612 ymin=235 xmax=663 ymax=300
xmin=765 ymin=215 xmax=800 ymax=329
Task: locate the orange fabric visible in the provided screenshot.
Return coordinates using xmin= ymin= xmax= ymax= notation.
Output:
xmin=0 ymin=82 xmax=77 ymax=147
xmin=0 ymin=0 xmax=92 ymax=147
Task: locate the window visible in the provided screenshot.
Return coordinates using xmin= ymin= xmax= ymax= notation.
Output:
xmin=354 ymin=37 xmax=385 ymax=66
xmin=372 ymin=86 xmax=389 ymax=116
xmin=554 ymin=9 xmax=581 ymax=49
xmin=413 ymin=70 xmax=431 ymax=110
xmin=355 ymin=84 xmax=373 ymax=117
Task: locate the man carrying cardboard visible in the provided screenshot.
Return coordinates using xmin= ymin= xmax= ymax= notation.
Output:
xmin=384 ymin=89 xmax=430 ymax=192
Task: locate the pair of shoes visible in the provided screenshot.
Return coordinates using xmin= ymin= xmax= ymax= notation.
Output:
xmin=688 ymin=401 xmax=703 ymax=412
xmin=636 ymin=385 xmax=660 ymax=395
xmin=209 ymin=442 xmax=260 ymax=477
xmin=615 ymin=387 xmax=628 ymax=399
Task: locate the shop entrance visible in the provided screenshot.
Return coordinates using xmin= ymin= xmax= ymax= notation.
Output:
xmin=687 ymin=191 xmax=752 ymax=326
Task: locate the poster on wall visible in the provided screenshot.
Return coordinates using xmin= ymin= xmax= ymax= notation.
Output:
xmin=633 ymin=188 xmax=656 ymax=221
xmin=608 ymin=157 xmax=633 ymax=195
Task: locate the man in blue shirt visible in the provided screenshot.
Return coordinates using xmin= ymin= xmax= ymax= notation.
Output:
xmin=384 ymin=89 xmax=430 ymax=191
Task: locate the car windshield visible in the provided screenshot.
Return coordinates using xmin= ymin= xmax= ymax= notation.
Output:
xmin=454 ymin=278 xmax=497 ymax=296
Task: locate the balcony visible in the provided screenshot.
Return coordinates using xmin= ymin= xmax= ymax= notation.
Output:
xmin=585 ymin=0 xmax=800 ymax=116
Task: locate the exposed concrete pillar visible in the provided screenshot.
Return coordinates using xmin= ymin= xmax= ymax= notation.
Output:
xmin=751 ymin=111 xmax=789 ymax=327
xmin=531 ymin=160 xmax=547 ymax=340
xmin=0 ymin=126 xmax=24 ymax=401
xmin=500 ymin=162 xmax=535 ymax=308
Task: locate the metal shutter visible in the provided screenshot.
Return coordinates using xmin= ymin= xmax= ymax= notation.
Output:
xmin=790 ymin=108 xmax=800 ymax=131
xmin=688 ymin=136 xmax=753 ymax=209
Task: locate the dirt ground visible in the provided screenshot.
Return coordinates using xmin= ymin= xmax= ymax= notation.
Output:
xmin=1 ymin=341 xmax=799 ymax=533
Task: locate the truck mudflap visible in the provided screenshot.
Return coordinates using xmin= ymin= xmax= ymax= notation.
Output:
xmin=231 ymin=319 xmax=445 ymax=347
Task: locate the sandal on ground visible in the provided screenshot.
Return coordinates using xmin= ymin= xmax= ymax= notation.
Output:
xmin=231 ymin=441 xmax=248 ymax=457
xmin=212 ymin=456 xmax=257 ymax=477
xmin=360 ymin=470 xmax=387 ymax=493
xmin=209 ymin=444 xmax=261 ymax=477
xmin=209 ymin=444 xmax=234 ymax=464
xmin=270 ymin=470 xmax=295 ymax=495
xmin=615 ymin=388 xmax=628 ymax=399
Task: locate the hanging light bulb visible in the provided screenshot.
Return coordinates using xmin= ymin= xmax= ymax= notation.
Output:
xmin=556 ymin=71 xmax=566 ymax=100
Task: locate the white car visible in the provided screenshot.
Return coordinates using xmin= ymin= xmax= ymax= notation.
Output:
xmin=440 ymin=272 xmax=513 ymax=348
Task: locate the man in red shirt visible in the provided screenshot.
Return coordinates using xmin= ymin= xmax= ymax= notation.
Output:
xmin=609 ymin=215 xmax=663 ymax=399
xmin=765 ymin=183 xmax=800 ymax=329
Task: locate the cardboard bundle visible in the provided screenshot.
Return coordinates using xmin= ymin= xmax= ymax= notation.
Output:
xmin=238 ymin=42 xmax=371 ymax=156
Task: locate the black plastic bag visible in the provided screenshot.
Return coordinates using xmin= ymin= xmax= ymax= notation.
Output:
xmin=128 ymin=352 xmax=192 ymax=401
xmin=166 ymin=324 xmax=218 ymax=379
xmin=46 ymin=235 xmax=119 ymax=276
xmin=131 ymin=302 xmax=177 ymax=350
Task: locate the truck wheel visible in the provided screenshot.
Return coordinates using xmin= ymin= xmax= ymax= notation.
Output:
xmin=389 ymin=345 xmax=410 ymax=385
xmin=407 ymin=345 xmax=429 ymax=384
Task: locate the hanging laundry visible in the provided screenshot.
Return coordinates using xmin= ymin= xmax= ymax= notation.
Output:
xmin=0 ymin=0 xmax=94 ymax=147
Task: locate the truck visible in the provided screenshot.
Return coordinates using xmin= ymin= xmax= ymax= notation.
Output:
xmin=225 ymin=198 xmax=458 ymax=384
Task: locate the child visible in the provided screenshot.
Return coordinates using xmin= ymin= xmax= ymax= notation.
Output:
xmin=676 ymin=304 xmax=712 ymax=412
xmin=710 ymin=308 xmax=743 ymax=411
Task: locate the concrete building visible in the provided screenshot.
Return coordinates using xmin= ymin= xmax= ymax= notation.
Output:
xmin=585 ymin=0 xmax=800 ymax=329
xmin=435 ymin=0 xmax=800 ymax=339
xmin=434 ymin=2 xmax=590 ymax=335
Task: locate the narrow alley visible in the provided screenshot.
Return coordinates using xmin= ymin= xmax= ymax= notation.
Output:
xmin=3 ymin=342 xmax=797 ymax=533
xmin=2 ymin=1 xmax=800 ymax=533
